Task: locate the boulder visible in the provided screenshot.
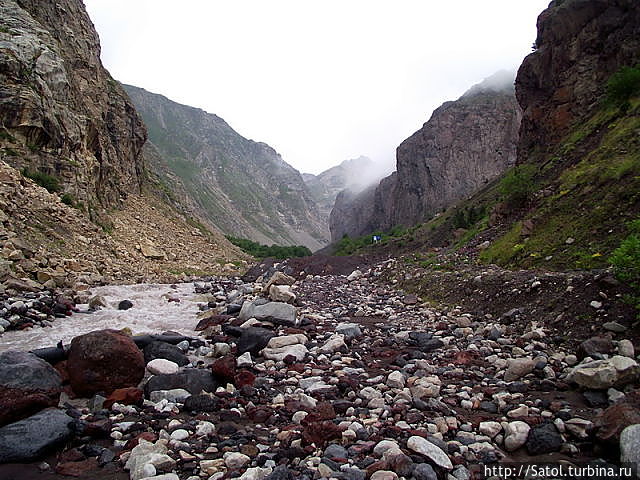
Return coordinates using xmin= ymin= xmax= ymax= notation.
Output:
xmin=67 ymin=329 xmax=145 ymax=396
xmin=266 ymin=334 xmax=307 ymax=349
xmin=0 ymin=351 xmax=62 ymax=426
xmin=238 ymin=301 xmax=296 ymax=326
xmin=577 ymin=336 xmax=614 ymax=360
xmin=336 ymin=322 xmax=362 ymax=340
xmin=567 ymin=356 xmax=639 ymax=389
xmin=504 ymin=358 xmax=535 ymax=382
xmin=144 ymin=369 xmax=218 ymax=397
xmin=230 ymin=327 xmax=276 ymax=355
xmin=143 ymin=341 xmax=189 ymax=366
xmin=264 ymin=271 xmax=295 ymax=290
xmin=268 ymin=285 xmax=296 ymax=303
xmin=526 ymin=422 xmax=563 ymax=455
xmin=319 ymin=334 xmax=346 ymax=354
xmin=147 ymin=359 xmax=180 ymax=375
xmin=504 ymin=421 xmax=530 ymax=451
xmin=0 ymin=408 xmax=73 ymax=463
xmin=261 ymin=344 xmax=308 ymax=362
xmin=118 ymin=300 xmax=134 ymax=310
xmin=406 ymin=435 xmax=453 ymax=470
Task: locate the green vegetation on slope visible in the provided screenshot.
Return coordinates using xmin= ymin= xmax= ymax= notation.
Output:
xmin=226 ymin=236 xmax=311 ymax=259
xmin=609 ymin=217 xmax=640 ymax=316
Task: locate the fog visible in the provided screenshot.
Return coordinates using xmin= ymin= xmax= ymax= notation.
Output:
xmin=83 ymin=0 xmax=549 ymax=174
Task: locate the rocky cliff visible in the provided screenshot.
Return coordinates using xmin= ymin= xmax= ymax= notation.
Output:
xmin=0 ymin=0 xmax=248 ymax=287
xmin=516 ymin=0 xmax=640 ymax=163
xmin=0 ymin=0 xmax=146 ymax=212
xmin=124 ymin=85 xmax=329 ymax=251
xmin=330 ymin=74 xmax=521 ymax=242
xmin=303 ymin=156 xmax=387 ymax=220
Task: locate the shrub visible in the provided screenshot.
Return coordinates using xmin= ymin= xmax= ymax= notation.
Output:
xmin=498 ymin=165 xmax=537 ymax=208
xmin=225 ymin=235 xmax=311 ymax=259
xmin=21 ymin=168 xmax=61 ymax=193
xmin=452 ymin=205 xmax=486 ymax=229
xmin=609 ymin=219 xmax=640 ymax=315
xmin=606 ymin=65 xmax=640 ymax=108
xmin=60 ymin=193 xmax=75 ymax=207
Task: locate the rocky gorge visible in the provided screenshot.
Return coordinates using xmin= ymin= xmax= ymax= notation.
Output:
xmin=0 ymin=257 xmax=638 ymax=480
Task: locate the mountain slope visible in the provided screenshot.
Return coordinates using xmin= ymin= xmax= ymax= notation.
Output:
xmin=124 ymin=85 xmax=329 ymax=251
xmin=329 ymin=73 xmax=521 ymax=242
xmin=0 ymin=0 xmax=248 ymax=286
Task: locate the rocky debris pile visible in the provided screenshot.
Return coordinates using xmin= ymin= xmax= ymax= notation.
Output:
xmin=0 ymin=261 xmax=638 ymax=480
xmin=0 ymin=287 xmax=76 ymax=334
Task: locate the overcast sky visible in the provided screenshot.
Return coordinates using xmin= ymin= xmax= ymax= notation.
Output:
xmin=84 ymin=0 xmax=550 ymax=175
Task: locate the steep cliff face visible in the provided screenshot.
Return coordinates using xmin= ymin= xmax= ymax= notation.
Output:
xmin=329 ymin=75 xmax=521 ymax=242
xmin=124 ymin=85 xmax=328 ymax=251
xmin=516 ymin=0 xmax=640 ymax=163
xmin=0 ymin=0 xmax=146 ymax=211
xmin=303 ymin=156 xmax=386 ymax=220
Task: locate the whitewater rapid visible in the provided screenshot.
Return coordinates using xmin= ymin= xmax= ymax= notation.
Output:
xmin=0 ymin=283 xmax=207 ymax=353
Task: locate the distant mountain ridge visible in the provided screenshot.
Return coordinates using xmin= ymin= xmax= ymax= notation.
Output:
xmin=302 ymin=156 xmax=389 ymax=220
xmin=329 ymin=74 xmax=521 ymax=242
xmin=124 ymin=85 xmax=329 ymax=250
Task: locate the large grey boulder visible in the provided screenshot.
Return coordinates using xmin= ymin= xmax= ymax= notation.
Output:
xmin=0 ymin=350 xmax=62 ymax=426
xmin=567 ymin=356 xmax=639 ymax=389
xmin=239 ymin=301 xmax=296 ymax=326
xmin=620 ymin=424 xmax=640 ymax=475
xmin=0 ymin=408 xmax=73 ymax=463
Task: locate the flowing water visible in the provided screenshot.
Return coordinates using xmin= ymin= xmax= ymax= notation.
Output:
xmin=0 ymin=282 xmax=206 ymax=353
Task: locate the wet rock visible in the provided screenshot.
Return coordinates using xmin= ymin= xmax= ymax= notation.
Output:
xmin=118 ymin=300 xmax=134 ymax=310
xmin=144 ymin=369 xmax=218 ymax=397
xmin=67 ymin=329 xmax=145 ymax=396
xmin=144 ymin=341 xmax=189 ymax=366
xmin=504 ymin=358 xmax=534 ymax=382
xmin=406 ymin=435 xmax=453 ymax=470
xmin=88 ymin=295 xmax=107 ymax=310
xmin=0 ymin=350 xmax=62 ymax=426
xmin=526 ymin=423 xmax=563 ymax=455
xmin=147 ymin=359 xmax=180 ymax=375
xmin=567 ymin=356 xmax=639 ymax=389
xmin=0 ymin=408 xmax=73 ymax=463
xmin=239 ymin=301 xmax=296 ymax=326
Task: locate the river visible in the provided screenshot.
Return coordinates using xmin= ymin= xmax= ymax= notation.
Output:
xmin=0 ymin=282 xmax=206 ymax=353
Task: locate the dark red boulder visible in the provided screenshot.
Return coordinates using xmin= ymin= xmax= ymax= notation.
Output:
xmin=67 ymin=329 xmax=145 ymax=396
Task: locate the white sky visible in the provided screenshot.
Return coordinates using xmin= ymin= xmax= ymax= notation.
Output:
xmin=83 ymin=0 xmax=550 ymax=175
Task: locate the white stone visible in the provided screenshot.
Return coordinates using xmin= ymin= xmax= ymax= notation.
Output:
xmin=406 ymin=435 xmax=453 ymax=469
xmin=373 ymin=440 xmax=401 ymax=457
xmin=237 ymin=352 xmax=253 ymax=368
xmin=269 ymin=285 xmax=296 ymax=303
xmin=319 ymin=334 xmax=346 ymax=354
xmin=266 ymin=334 xmax=307 ymax=349
xmin=479 ymin=421 xmax=502 ymax=438
xmin=170 ymin=429 xmax=189 ymax=441
xmin=147 ymin=359 xmax=179 ymax=375
xmin=386 ymin=371 xmax=405 ymax=389
xmin=261 ymin=344 xmax=308 ymax=362
xmin=223 ymin=451 xmax=250 ymax=469
xmin=504 ymin=421 xmax=530 ymax=452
